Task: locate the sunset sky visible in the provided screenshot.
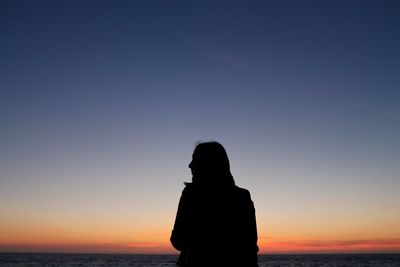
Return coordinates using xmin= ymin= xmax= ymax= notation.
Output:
xmin=1 ymin=0 xmax=400 ymax=254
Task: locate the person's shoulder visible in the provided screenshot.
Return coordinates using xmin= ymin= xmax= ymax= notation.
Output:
xmin=233 ymin=185 xmax=251 ymax=198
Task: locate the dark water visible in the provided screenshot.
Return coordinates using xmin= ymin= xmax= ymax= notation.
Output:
xmin=1 ymin=253 xmax=400 ymax=266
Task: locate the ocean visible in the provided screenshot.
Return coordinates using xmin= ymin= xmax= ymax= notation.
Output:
xmin=0 ymin=253 xmax=400 ymax=266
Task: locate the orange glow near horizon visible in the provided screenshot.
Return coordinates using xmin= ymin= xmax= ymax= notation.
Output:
xmin=2 ymin=239 xmax=400 ymax=254
xmin=2 ymin=201 xmax=399 ymax=254
xmin=1 ymin=227 xmax=400 ymax=254
xmin=258 ymin=237 xmax=400 ymax=254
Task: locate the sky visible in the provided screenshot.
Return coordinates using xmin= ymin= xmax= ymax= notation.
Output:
xmin=1 ymin=0 xmax=400 ymax=254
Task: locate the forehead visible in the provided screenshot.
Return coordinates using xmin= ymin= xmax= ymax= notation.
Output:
xmin=192 ymin=149 xmax=199 ymax=158
xmin=192 ymin=147 xmax=204 ymax=158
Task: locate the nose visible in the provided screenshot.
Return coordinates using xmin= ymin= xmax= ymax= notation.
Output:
xmin=188 ymin=160 xmax=193 ymax=169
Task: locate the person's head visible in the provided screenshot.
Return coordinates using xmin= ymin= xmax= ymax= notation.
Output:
xmin=188 ymin=141 xmax=235 ymax=186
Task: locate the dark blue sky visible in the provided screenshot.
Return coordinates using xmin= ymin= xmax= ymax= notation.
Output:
xmin=1 ymin=0 xmax=400 ymax=252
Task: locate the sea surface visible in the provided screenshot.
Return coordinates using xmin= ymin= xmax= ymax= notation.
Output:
xmin=0 ymin=253 xmax=400 ymax=266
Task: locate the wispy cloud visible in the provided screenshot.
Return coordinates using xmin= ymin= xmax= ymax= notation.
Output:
xmin=260 ymin=238 xmax=400 ymax=253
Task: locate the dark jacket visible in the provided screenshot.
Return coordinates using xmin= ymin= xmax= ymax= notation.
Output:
xmin=171 ymin=183 xmax=259 ymax=267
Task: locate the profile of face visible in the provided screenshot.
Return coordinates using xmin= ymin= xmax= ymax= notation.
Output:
xmin=188 ymin=155 xmax=196 ymax=175
xmin=188 ymin=149 xmax=204 ymax=182
xmin=188 ymin=142 xmax=231 ymax=184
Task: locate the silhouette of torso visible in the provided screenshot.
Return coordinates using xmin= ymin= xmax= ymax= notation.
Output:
xmin=171 ymin=183 xmax=259 ymax=267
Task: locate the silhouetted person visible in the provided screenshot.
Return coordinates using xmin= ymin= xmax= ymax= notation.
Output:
xmin=171 ymin=142 xmax=259 ymax=267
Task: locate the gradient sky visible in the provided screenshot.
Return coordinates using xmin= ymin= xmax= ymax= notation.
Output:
xmin=1 ymin=0 xmax=400 ymax=253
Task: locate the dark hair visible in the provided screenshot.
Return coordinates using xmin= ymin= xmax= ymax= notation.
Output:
xmin=189 ymin=141 xmax=235 ymax=187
